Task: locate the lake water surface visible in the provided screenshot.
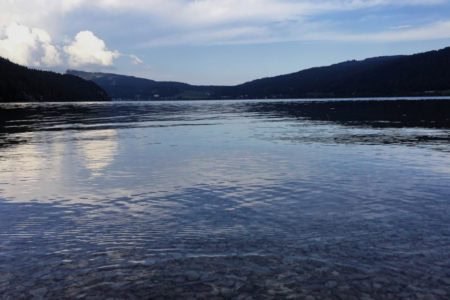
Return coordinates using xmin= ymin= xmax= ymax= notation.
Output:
xmin=1 ymin=99 xmax=449 ymax=299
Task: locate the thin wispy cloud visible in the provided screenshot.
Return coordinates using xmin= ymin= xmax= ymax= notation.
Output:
xmin=129 ymin=54 xmax=143 ymax=65
xmin=324 ymin=20 xmax=450 ymax=42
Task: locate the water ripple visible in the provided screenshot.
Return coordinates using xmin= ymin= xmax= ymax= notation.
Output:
xmin=0 ymin=100 xmax=449 ymax=298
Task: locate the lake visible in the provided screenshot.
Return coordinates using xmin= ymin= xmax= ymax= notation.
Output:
xmin=1 ymin=99 xmax=449 ymax=299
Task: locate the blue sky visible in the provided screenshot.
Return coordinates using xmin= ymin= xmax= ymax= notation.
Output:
xmin=1 ymin=0 xmax=450 ymax=85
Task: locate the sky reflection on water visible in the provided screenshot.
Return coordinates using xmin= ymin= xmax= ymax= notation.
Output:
xmin=1 ymin=100 xmax=449 ymax=204
xmin=0 ymin=100 xmax=449 ymax=298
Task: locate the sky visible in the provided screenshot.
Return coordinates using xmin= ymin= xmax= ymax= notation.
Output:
xmin=1 ymin=0 xmax=450 ymax=85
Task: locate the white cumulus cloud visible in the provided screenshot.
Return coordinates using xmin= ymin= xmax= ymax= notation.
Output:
xmin=0 ymin=22 xmax=61 ymax=67
xmin=0 ymin=23 xmax=122 ymax=68
xmin=64 ymin=31 xmax=120 ymax=67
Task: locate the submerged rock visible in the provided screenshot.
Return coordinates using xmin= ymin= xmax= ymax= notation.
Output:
xmin=185 ymin=271 xmax=201 ymax=281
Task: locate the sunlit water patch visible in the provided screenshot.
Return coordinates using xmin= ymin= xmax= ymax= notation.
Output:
xmin=0 ymin=100 xmax=449 ymax=299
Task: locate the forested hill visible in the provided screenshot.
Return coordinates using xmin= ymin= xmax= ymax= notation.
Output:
xmin=0 ymin=57 xmax=110 ymax=102
xmin=70 ymin=47 xmax=450 ymax=100
xmin=227 ymin=46 xmax=450 ymax=98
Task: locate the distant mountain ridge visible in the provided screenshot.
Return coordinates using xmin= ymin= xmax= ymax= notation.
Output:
xmin=66 ymin=70 xmax=221 ymax=100
xmin=68 ymin=47 xmax=450 ymax=100
xmin=0 ymin=57 xmax=110 ymax=102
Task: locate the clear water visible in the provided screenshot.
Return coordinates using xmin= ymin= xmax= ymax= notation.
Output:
xmin=0 ymin=100 xmax=449 ymax=299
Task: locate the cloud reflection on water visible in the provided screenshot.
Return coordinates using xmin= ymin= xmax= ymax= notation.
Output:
xmin=77 ymin=129 xmax=118 ymax=176
xmin=0 ymin=100 xmax=449 ymax=299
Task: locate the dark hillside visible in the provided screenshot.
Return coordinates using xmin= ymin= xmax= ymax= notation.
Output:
xmin=0 ymin=57 xmax=110 ymax=102
xmin=228 ymin=47 xmax=450 ymax=98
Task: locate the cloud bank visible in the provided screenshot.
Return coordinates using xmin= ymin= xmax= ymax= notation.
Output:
xmin=69 ymin=0 xmax=450 ymax=46
xmin=0 ymin=0 xmax=449 ymax=69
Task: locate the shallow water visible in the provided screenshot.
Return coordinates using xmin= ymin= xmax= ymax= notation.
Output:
xmin=0 ymin=100 xmax=449 ymax=299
